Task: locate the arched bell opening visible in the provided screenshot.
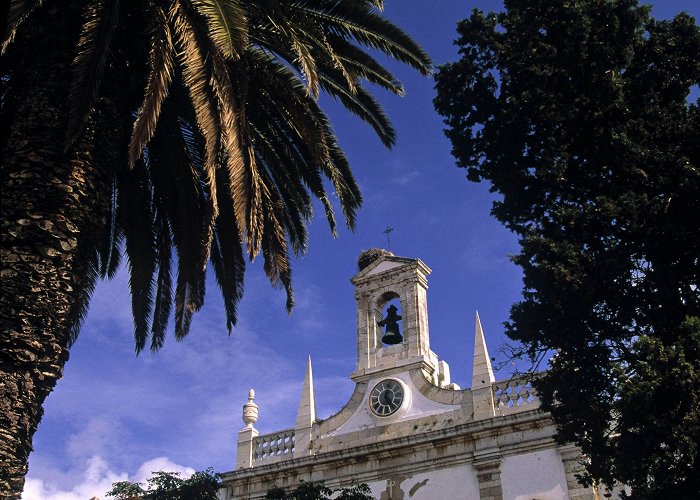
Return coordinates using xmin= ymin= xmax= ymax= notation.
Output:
xmin=374 ymin=292 xmax=403 ymax=347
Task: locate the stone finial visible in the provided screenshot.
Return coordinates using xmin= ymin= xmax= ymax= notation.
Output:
xmin=242 ymin=389 xmax=258 ymax=429
xmin=472 ymin=312 xmax=495 ymax=389
xmin=236 ymin=389 xmax=260 ymax=469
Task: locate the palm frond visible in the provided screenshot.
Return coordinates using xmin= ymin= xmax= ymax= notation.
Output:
xmin=250 ymin=127 xmax=311 ymax=254
xmin=246 ymin=50 xmax=345 ymax=234
xmin=193 ymin=0 xmax=248 ymax=60
xmin=1 ymin=0 xmax=43 ymax=54
xmin=289 ymin=1 xmax=432 ymax=76
xmin=67 ymin=255 xmax=101 ymax=347
xmin=319 ymin=32 xmax=357 ymax=95
xmin=258 ymin=113 xmax=338 ymax=236
xmin=97 ymin=178 xmax=123 ymax=279
xmin=249 ymin=56 xmax=353 ymax=235
xmin=150 ymin=217 xmax=172 ymax=351
xmin=260 ymin=190 xmax=294 ymax=312
xmin=247 ymin=50 xmax=330 ymax=162
xmin=243 ymin=142 xmax=267 ymax=259
xmin=326 ymin=133 xmax=362 ymax=230
xmin=66 ymin=0 xmax=121 ymax=148
xmin=290 ymin=30 xmax=320 ymax=97
xmin=119 ymin=159 xmax=156 ymax=353
xmin=214 ymin=53 xmax=269 ymax=258
xmin=319 ymin=68 xmax=395 ymax=147
xmin=210 ymin=53 xmax=249 ymax=244
xmin=169 ymin=0 xmax=219 ymax=222
xmin=327 ymin=34 xmax=404 ymax=95
xmin=211 ymin=170 xmax=246 ymax=331
xmin=148 ymin=99 xmax=208 ymax=340
xmin=128 ymin=6 xmax=173 ymax=168
xmin=249 ymin=25 xmax=351 ymax=97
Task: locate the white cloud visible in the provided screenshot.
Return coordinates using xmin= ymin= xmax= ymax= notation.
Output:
xmin=23 ymin=455 xmax=194 ymax=500
xmin=134 ymin=457 xmax=195 ymax=484
xmin=67 ymin=417 xmax=125 ymax=460
xmin=23 ymin=456 xmax=126 ymax=500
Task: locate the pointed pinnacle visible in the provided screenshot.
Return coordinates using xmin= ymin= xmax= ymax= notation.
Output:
xmin=295 ymin=355 xmax=316 ymax=429
xmin=472 ymin=311 xmax=495 ymax=389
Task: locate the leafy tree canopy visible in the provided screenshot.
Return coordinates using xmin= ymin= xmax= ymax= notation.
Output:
xmin=435 ymin=0 xmax=700 ymax=497
xmin=107 ymin=469 xmax=220 ymax=500
xmin=266 ymin=480 xmax=374 ymax=500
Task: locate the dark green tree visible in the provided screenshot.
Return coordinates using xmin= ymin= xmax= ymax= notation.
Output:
xmin=266 ymin=480 xmax=374 ymax=500
xmin=0 ymin=1 xmax=430 ymax=497
xmin=435 ymin=1 xmax=699 ymax=497
xmin=107 ymin=469 xmax=221 ymax=500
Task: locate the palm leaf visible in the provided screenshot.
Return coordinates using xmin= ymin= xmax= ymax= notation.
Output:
xmin=326 ymin=134 xmax=362 ymax=230
xmin=260 ymin=189 xmax=294 ymax=312
xmin=247 ymin=50 xmax=331 ymax=163
xmin=319 ymin=68 xmax=396 ymax=147
xmin=215 ymin=53 xmax=268 ymax=258
xmin=1 ymin=0 xmax=43 ymax=54
xmin=250 ymin=126 xmax=311 ymax=254
xmin=150 ymin=216 xmax=172 ymax=351
xmin=290 ymin=30 xmax=320 ymax=97
xmin=246 ymin=51 xmax=345 ymax=234
xmin=243 ymin=142 xmax=267 ymax=259
xmin=97 ymin=179 xmax=123 ymax=279
xmin=128 ymin=6 xmax=174 ymax=168
xmin=211 ymin=170 xmax=246 ymax=331
xmin=148 ymin=99 xmax=207 ymax=340
xmin=193 ymin=0 xmax=248 ymax=60
xmin=327 ymin=34 xmax=404 ymax=95
xmin=66 ymin=0 xmax=121 ymax=148
xmin=119 ymin=159 xmax=156 ymax=353
xmin=210 ymin=53 xmax=249 ymax=245
xmin=169 ymin=0 xmax=219 ymax=222
xmin=289 ymin=1 xmax=432 ymax=76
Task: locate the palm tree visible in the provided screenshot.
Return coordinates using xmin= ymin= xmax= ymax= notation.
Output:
xmin=0 ymin=0 xmax=431 ymax=496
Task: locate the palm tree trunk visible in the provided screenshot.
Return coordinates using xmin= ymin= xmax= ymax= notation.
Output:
xmin=0 ymin=4 xmax=112 ymax=497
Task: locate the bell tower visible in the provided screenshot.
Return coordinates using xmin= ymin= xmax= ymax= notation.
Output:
xmin=350 ymin=250 xmax=439 ymax=382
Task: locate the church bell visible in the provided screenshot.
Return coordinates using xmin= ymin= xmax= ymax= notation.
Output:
xmin=378 ymin=304 xmax=403 ymax=345
xmin=382 ymin=322 xmax=402 ymax=345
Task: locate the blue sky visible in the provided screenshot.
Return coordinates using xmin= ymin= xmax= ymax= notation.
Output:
xmin=23 ymin=1 xmax=700 ymax=498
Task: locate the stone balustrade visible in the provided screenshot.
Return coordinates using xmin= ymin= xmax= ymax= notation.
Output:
xmin=492 ymin=376 xmax=539 ymax=414
xmin=253 ymin=429 xmax=295 ymax=463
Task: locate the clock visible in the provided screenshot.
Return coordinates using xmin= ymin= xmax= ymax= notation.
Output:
xmin=369 ymin=379 xmax=404 ymax=416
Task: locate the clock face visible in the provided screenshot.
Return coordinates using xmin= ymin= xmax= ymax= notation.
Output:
xmin=369 ymin=379 xmax=404 ymax=416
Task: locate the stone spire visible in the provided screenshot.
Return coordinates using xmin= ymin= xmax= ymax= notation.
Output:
xmin=295 ymin=356 xmax=316 ymax=429
xmin=294 ymin=356 xmax=316 ymax=457
xmin=472 ymin=312 xmax=495 ymax=389
xmin=471 ymin=312 xmax=496 ymax=420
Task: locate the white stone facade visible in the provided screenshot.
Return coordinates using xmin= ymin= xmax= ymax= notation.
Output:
xmin=219 ymin=254 xmax=600 ymax=500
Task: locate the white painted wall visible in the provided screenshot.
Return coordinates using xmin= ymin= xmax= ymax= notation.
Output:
xmin=366 ymin=464 xmax=480 ymax=500
xmin=501 ymin=449 xmax=568 ymax=500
